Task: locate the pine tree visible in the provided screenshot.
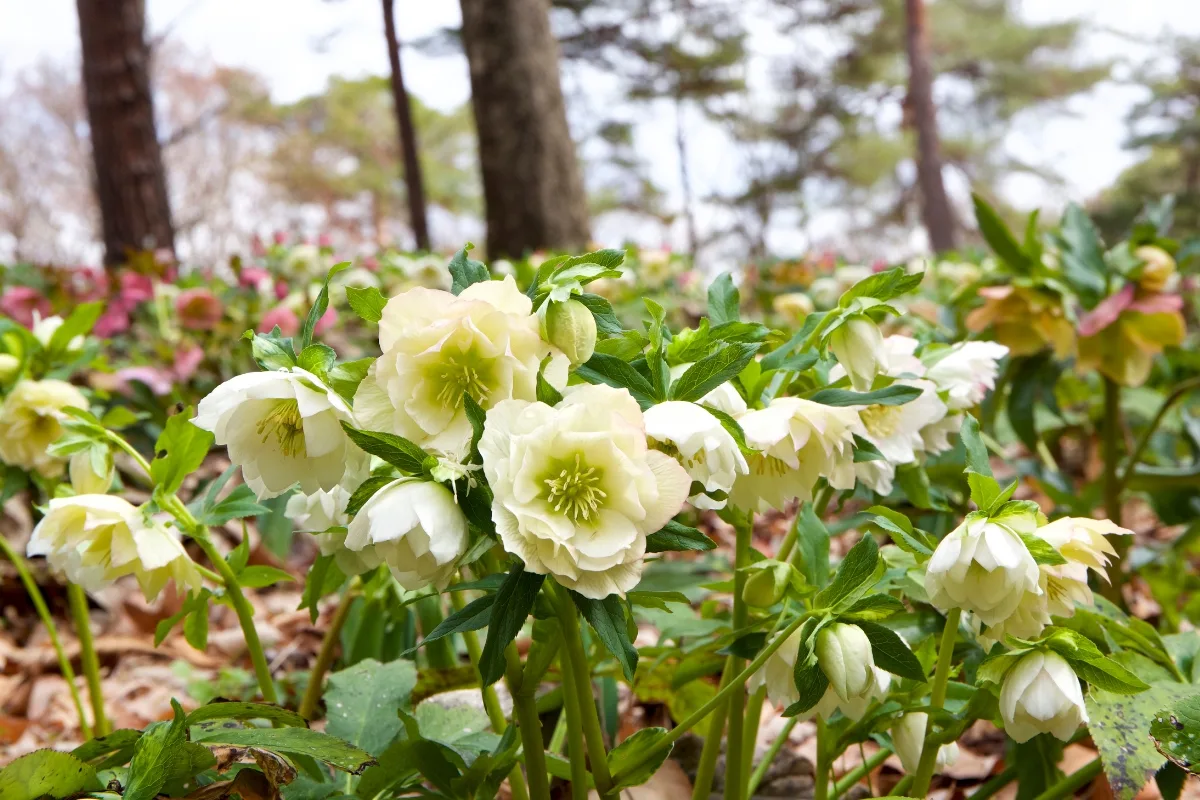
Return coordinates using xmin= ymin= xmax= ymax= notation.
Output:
xmin=381 ymin=0 xmax=431 ymax=251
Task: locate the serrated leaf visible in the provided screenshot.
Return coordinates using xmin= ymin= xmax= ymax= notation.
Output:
xmin=345 ymin=475 xmax=393 ymax=517
xmin=238 ymin=565 xmax=296 ymax=588
xmin=572 ymin=591 xmax=638 ymax=681
xmin=645 ymin=519 xmax=716 ymax=553
xmin=448 ymin=244 xmax=490 ymax=294
xmin=299 ymin=262 xmax=351 ymax=350
xmin=575 ymin=292 xmax=623 ymax=335
xmin=346 ymin=285 xmax=386 ymax=323
xmin=609 ymin=728 xmax=673 ymax=791
xmin=151 ymin=409 xmax=213 ymax=495
xmin=794 ymin=503 xmax=831 ymax=588
xmin=479 ymin=565 xmax=544 ymax=686
xmin=406 ymin=594 xmax=494 ymax=655
xmin=707 ymin=273 xmax=740 ymax=325
xmin=814 ymin=534 xmax=879 ymax=611
xmin=669 ymin=342 xmax=759 ymax=402
xmin=71 ymin=729 xmax=142 ymax=768
xmin=576 ymin=352 xmax=657 ymax=407
xmin=1019 ymin=533 xmax=1067 ymax=566
xmin=960 ymin=414 xmax=993 ymax=478
xmin=809 ymin=384 xmax=921 ymax=407
xmin=856 ymin=621 xmax=925 ymax=680
xmin=185 ymin=702 xmax=307 ymax=728
xmin=197 ymin=484 xmax=270 ymax=526
xmin=243 ymin=327 xmax=297 ymax=370
xmin=838 ymin=267 xmax=924 ymax=307
xmin=0 ymin=750 xmax=102 ymax=800
xmin=1090 ymin=683 xmax=1200 ymax=799
xmin=841 ymin=594 xmax=907 ymax=622
xmin=340 ymin=424 xmax=429 ymax=475
xmin=124 ymin=700 xmax=189 ymax=800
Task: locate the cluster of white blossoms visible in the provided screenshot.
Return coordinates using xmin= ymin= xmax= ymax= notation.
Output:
xmin=0 ymin=379 xmax=89 ymax=478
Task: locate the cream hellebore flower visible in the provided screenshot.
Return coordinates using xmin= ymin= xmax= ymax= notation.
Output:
xmin=286 ymin=486 xmax=383 ymax=575
xmin=828 ymin=315 xmax=884 ymax=391
xmin=816 ymin=623 xmax=876 ymax=703
xmin=925 ymin=511 xmax=1041 ymax=627
xmin=643 ymin=401 xmax=748 ymax=510
xmin=27 ymin=496 xmax=203 ymax=601
xmin=194 ymin=367 xmax=368 ymax=500
xmin=999 ymin=651 xmax=1087 ymax=743
xmin=479 ymin=384 xmax=690 ymax=599
xmin=0 ymin=379 xmax=89 ymax=477
xmin=354 ymin=276 xmax=566 ymax=458
xmin=924 ymin=341 xmax=1010 ymax=411
xmin=344 ymin=478 xmax=468 ymax=590
xmin=892 ymin=712 xmax=959 ymax=774
xmin=731 ymin=398 xmax=863 ymax=512
xmin=749 ymin=626 xmax=890 ymax=720
xmin=69 ymin=447 xmax=115 ymax=494
xmin=1036 ymin=517 xmax=1131 ymax=617
xmin=857 ymin=379 xmax=948 ymax=466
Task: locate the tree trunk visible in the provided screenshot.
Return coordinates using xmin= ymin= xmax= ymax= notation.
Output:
xmin=904 ymin=0 xmax=957 ymax=253
xmin=381 ymin=0 xmax=431 ymax=252
xmin=76 ymin=0 xmax=175 ymax=266
xmin=459 ymin=0 xmax=590 ymax=258
xmin=675 ymin=96 xmax=697 ymax=260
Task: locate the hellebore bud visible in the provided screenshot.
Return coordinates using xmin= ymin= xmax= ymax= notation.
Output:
xmin=828 ymin=315 xmax=884 ymax=391
xmin=0 ymin=353 xmax=20 ymax=384
xmin=815 ymin=622 xmax=875 ymax=702
xmin=70 ymin=447 xmax=115 ymax=495
xmin=541 ymin=299 xmax=597 ymax=366
xmin=743 ymin=560 xmax=793 ymax=608
xmin=1134 ymin=245 xmax=1175 ymax=293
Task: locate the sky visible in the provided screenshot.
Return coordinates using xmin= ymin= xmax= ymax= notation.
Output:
xmin=3 ymin=0 xmax=1200 ymax=261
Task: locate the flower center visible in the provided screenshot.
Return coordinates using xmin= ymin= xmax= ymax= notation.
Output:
xmin=434 ymin=354 xmax=491 ymax=409
xmin=257 ymin=399 xmax=306 ymax=457
xmin=545 ymin=454 xmax=607 ymax=523
xmin=860 ymin=404 xmax=901 ymax=438
xmin=750 ymin=453 xmax=789 ymax=477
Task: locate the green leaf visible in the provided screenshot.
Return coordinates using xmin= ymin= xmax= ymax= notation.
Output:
xmin=100 ymin=406 xmax=141 ymax=430
xmin=326 ymin=658 xmax=417 ymax=756
xmin=193 ymin=725 xmax=377 ymax=774
xmin=185 ymin=701 xmax=307 ymax=728
xmin=197 ymin=484 xmax=269 ymax=526
xmin=406 ymin=594 xmax=494 ymax=655
xmin=609 ymin=728 xmax=673 ymax=791
xmin=299 ymin=262 xmax=351 ymax=350
xmin=0 ymin=750 xmax=102 ymax=800
xmin=448 ymin=244 xmax=490 ymax=294
xmin=328 ymin=357 xmax=374 ymax=402
xmin=298 ymin=343 xmax=337 ymax=378
xmin=1090 ymin=683 xmax=1200 ymax=799
xmin=627 ymin=590 xmax=691 ymax=611
xmin=71 ymin=729 xmax=142 ymax=768
xmin=784 ymin=624 xmax=828 ymax=717
xmin=346 ymin=475 xmax=393 ymax=517
xmin=669 ymin=342 xmax=759 ymax=402
xmin=1158 ymin=763 xmax=1187 ymax=799
xmin=300 ymin=555 xmax=346 ymax=623
xmin=340 ymin=424 xmax=429 ymax=475
xmin=1018 ymin=533 xmax=1067 ymax=567
xmin=1058 ymin=204 xmax=1109 ymax=300
xmin=645 ymin=520 xmax=716 ymax=553
xmin=838 ymin=267 xmax=924 ymax=307
xmin=571 ymin=591 xmax=638 ymax=681
xmin=238 ymin=565 xmax=296 ymax=588
xmin=536 ymin=359 xmax=564 ymax=406
xmin=960 ymin=414 xmax=993 ymax=479
xmin=841 ymin=595 xmax=907 ymax=622
xmin=852 ymin=434 xmax=885 ymax=462
xmin=183 ymin=601 xmax=208 ymax=650
xmin=575 ymin=292 xmax=623 ymax=335
xmin=973 ymin=193 xmax=1032 ymax=272
xmin=968 ymin=472 xmax=1003 ymax=511
xmin=151 ymin=409 xmax=214 ymax=495
xmin=707 ymin=273 xmax=740 ymax=325
xmin=814 ymin=534 xmax=879 ymax=612
xmin=809 ymin=385 xmax=921 ymax=407
xmin=124 ymin=699 xmax=189 ymax=800
xmin=855 ymin=621 xmax=925 ymax=680
xmin=345 ymin=285 xmax=387 ymax=323
xmin=243 ymin=327 xmax=297 ymax=371
xmin=47 ymin=302 xmax=103 ymax=356
xmin=576 ymin=353 xmax=657 ymax=407
xmin=794 ymin=503 xmax=830 ymax=588
xmin=479 ymin=565 xmax=545 ymax=686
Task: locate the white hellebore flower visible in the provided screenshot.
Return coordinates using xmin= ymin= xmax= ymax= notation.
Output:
xmin=32 ymin=314 xmax=85 ymax=352
xmin=287 ymin=486 xmax=382 ymax=576
xmin=355 ymin=276 xmax=566 ymax=458
xmin=1000 ymin=651 xmax=1087 ymax=743
xmin=749 ymin=626 xmax=890 ymax=720
xmin=479 ymin=384 xmax=690 ymax=599
xmin=28 ymin=495 xmax=202 ymax=601
xmin=816 ymin=623 xmax=875 ymax=703
xmin=194 ymin=367 xmax=368 ymax=500
xmin=344 ymin=479 xmax=468 ymax=590
xmin=1036 ymin=517 xmax=1131 ymax=617
xmin=925 ymin=512 xmax=1041 ymax=627
xmin=856 ymin=378 xmax=947 ymax=466
xmin=892 ymin=712 xmax=959 ymax=774
xmin=0 ymin=379 xmax=89 ymax=478
xmin=731 ymin=398 xmax=863 ymax=512
xmin=924 ymin=341 xmax=1010 ymax=411
xmin=828 ymin=316 xmax=884 ymax=391
xmin=644 ymin=401 xmax=748 ymax=510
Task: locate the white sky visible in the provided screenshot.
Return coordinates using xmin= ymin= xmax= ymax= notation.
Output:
xmin=3 ymin=0 xmax=1200 ymax=261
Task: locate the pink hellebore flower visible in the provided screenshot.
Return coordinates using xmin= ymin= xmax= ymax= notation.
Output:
xmin=119 ymin=272 xmax=155 ymax=304
xmin=93 ymin=302 xmax=132 ymax=338
xmin=258 ymin=306 xmax=301 ymax=337
xmin=239 ymin=267 xmax=272 ymax=291
xmin=175 ymin=288 xmax=224 ymax=331
xmin=314 ymin=306 xmax=337 ymax=336
xmin=0 ymin=287 xmax=51 ymax=328
xmin=1078 ymin=284 xmax=1186 ymax=387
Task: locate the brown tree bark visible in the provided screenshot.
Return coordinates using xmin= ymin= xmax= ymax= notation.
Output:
xmin=904 ymin=0 xmax=957 ymax=253
xmin=381 ymin=0 xmax=431 ymax=252
xmin=459 ymin=0 xmax=590 ymax=258
xmin=76 ymin=0 xmax=175 ymax=266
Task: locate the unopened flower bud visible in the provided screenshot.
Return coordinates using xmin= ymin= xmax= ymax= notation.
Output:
xmin=541 ymin=299 xmax=597 ymax=366
xmin=828 ymin=315 xmax=883 ymax=391
xmin=1134 ymin=246 xmax=1175 ymax=293
xmin=0 ymin=353 xmax=19 ymax=383
xmin=70 ymin=447 xmax=115 ymax=495
xmin=892 ymin=712 xmax=958 ymax=774
xmin=1000 ymin=651 xmax=1087 ymax=742
xmin=816 ymin=622 xmax=875 ymax=702
xmin=744 ymin=561 xmax=792 ymax=608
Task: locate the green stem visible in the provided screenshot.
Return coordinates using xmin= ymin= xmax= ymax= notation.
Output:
xmin=691 ymin=658 xmax=733 ymax=800
xmin=610 ymin=611 xmax=810 ymax=786
xmin=910 ymin=607 xmax=961 ymax=797
xmin=1 ymin=536 xmax=91 ymax=739
xmin=1032 ymin=758 xmax=1102 ymax=800
xmin=414 ymin=594 xmax=456 ymax=670
xmin=553 ymin=583 xmax=615 ymax=799
xmin=1103 ymin=377 xmax=1123 ymax=525
xmin=67 ymin=583 xmax=108 ymax=736
xmin=813 ymin=717 xmax=831 ymax=800
xmin=892 ymin=775 xmax=913 ymax=796
xmin=507 ymin=646 xmax=552 ymax=800
xmin=831 ymin=746 xmax=891 ymax=798
xmin=740 ymin=685 xmax=767 ymax=786
xmin=298 ymin=578 xmax=360 ymax=720
xmin=968 ymin=765 xmax=1017 ymax=799
xmin=1116 ymin=374 xmax=1200 ymax=491
xmin=557 ymin=649 xmax=590 ymax=800
xmin=724 ymin=517 xmax=753 ymax=800
xmin=747 ymin=717 xmax=797 ymax=796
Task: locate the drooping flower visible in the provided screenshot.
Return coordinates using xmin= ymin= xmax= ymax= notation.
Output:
xmin=999 ymin=651 xmax=1087 ymax=743
xmin=344 ymin=478 xmax=468 ymax=590
xmin=355 ymin=276 xmax=566 ymax=458
xmin=730 ymin=398 xmax=863 ymax=512
xmin=286 ymin=485 xmax=352 ymax=532
xmin=828 ymin=316 xmax=884 ymax=391
xmin=966 ymin=285 xmax=1074 ymax=359
xmin=0 ymin=379 xmax=89 ymax=477
xmin=643 ymin=401 xmax=748 ymax=510
xmin=175 ymin=288 xmax=224 ymax=331
xmin=924 ymin=341 xmax=1010 ymax=410
xmin=925 ymin=511 xmax=1042 ymax=627
xmin=892 ymin=713 xmax=959 ymax=774
xmin=479 ymin=384 xmax=690 ymax=599
xmin=194 ymin=368 xmax=369 ymax=499
xmin=855 ymin=379 xmax=948 ymax=466
xmin=816 ymin=623 xmax=875 ymax=703
xmin=0 ymin=287 xmax=51 ymax=328
xmin=1077 ymin=285 xmax=1185 ymax=386
xmin=27 ymin=495 xmax=203 ymax=601
xmin=1035 ymin=517 xmax=1131 ymax=617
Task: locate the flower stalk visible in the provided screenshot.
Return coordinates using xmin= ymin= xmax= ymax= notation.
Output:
xmin=298 ymin=577 xmax=361 ymax=720
xmin=910 ymin=607 xmax=961 ymax=796
xmin=724 ymin=515 xmax=753 ymax=800
xmin=67 ymin=583 xmax=108 ymax=736
xmin=691 ymin=657 xmax=733 ymax=800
